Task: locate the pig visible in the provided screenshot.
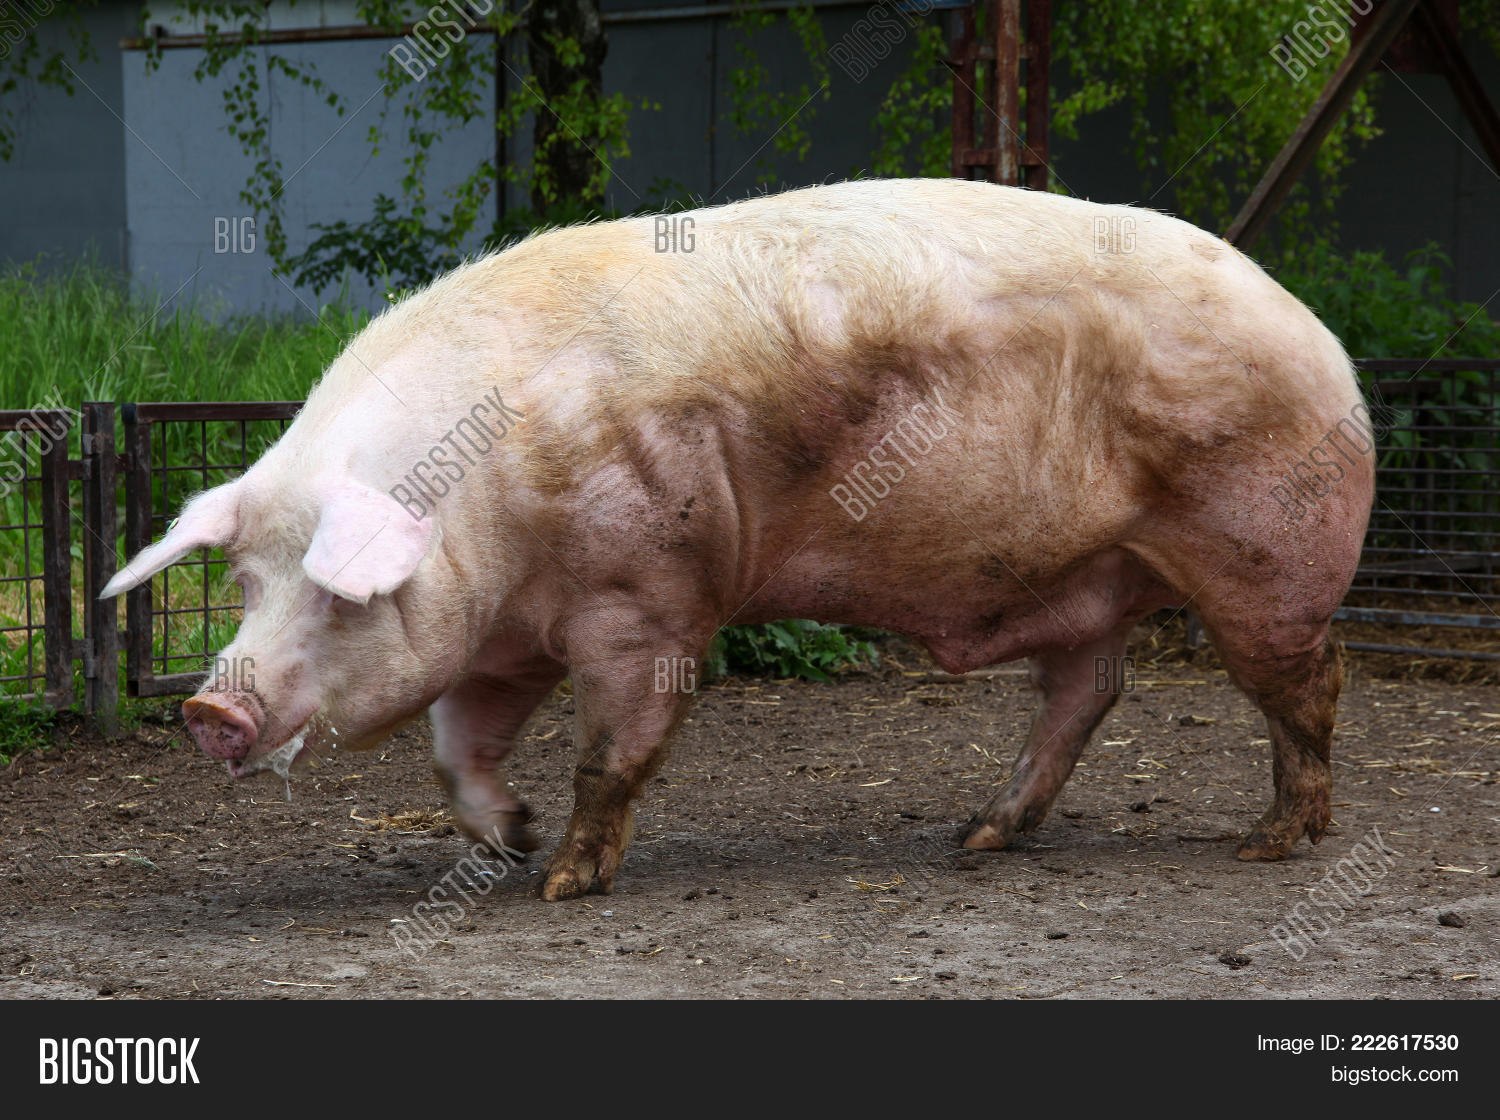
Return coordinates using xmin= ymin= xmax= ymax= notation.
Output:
xmin=102 ymin=178 xmax=1374 ymax=900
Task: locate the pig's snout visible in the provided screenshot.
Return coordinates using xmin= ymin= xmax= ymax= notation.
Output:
xmin=183 ymin=693 xmax=260 ymax=760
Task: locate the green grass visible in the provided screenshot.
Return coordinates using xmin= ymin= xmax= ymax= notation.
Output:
xmin=0 ymin=700 xmax=58 ymax=763
xmin=0 ymin=258 xmax=367 ymax=600
xmin=0 ymin=258 xmax=367 ymax=407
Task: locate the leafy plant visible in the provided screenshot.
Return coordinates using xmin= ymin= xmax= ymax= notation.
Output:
xmin=288 ymin=183 xmax=688 ymax=294
xmin=1274 ymin=240 xmax=1500 ymax=360
xmin=866 ymin=21 xmax=951 ymax=178
xmin=128 ymin=1 xmax=645 ymax=289
xmin=1051 ymin=0 xmax=1382 ymax=240
xmin=726 ymin=3 xmax=832 ymax=187
xmin=707 ymin=620 xmax=878 ymax=682
xmin=1276 ymin=238 xmax=1500 ymax=567
xmin=0 ymin=0 xmax=100 ymax=162
xmin=287 ymin=194 xmax=463 ymax=296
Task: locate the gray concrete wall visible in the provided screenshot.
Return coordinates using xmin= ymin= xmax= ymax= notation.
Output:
xmin=0 ymin=1 xmax=137 ymax=270
xmin=600 ymin=3 xmax=932 ymax=211
xmin=111 ymin=0 xmax=930 ymax=315
xmin=1 ymin=2 xmax=1497 ymax=314
xmin=120 ymin=36 xmax=496 ymax=316
xmin=1318 ymin=39 xmax=1500 ymax=306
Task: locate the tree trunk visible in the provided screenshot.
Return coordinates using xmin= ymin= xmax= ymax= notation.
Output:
xmin=525 ymin=0 xmax=609 ymax=212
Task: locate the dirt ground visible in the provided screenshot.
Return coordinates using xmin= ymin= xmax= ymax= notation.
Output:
xmin=2 ymin=643 xmax=1497 ymax=1000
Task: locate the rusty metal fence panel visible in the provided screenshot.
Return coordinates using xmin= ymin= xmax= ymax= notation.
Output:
xmin=81 ymin=402 xmax=119 ymax=732
xmin=0 ymin=408 xmax=75 ymax=707
xmin=121 ymin=402 xmax=301 ymax=700
xmin=1339 ymin=358 xmax=1500 ymax=659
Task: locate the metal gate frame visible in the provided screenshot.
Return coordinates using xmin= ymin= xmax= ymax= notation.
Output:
xmin=119 ymin=401 xmax=302 ymax=702
xmin=0 ymin=407 xmax=75 ymax=708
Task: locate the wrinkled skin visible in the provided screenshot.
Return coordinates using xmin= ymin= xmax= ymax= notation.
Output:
xmin=104 ymin=180 xmax=1374 ymax=901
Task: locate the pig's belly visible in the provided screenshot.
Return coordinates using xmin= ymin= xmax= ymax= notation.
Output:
xmin=741 ymin=544 xmax=1181 ymax=674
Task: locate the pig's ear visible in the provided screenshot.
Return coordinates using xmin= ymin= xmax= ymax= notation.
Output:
xmin=100 ymin=483 xmax=240 ymax=599
xmin=302 ymin=483 xmax=432 ymax=605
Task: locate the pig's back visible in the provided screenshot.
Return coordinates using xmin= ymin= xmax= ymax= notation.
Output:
xmin=310 ymin=179 xmax=1359 ymax=544
xmin=490 ymin=180 xmax=1359 ymax=494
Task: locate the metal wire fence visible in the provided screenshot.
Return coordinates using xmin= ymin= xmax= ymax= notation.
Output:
xmin=1339 ymin=359 xmax=1500 ymax=658
xmin=0 ymin=408 xmax=74 ymax=707
xmin=121 ymin=403 xmax=300 ymax=698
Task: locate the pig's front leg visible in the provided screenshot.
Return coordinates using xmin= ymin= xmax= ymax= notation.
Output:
xmin=541 ymin=617 xmax=704 ymax=901
xmin=432 ymin=666 xmax=564 ymax=857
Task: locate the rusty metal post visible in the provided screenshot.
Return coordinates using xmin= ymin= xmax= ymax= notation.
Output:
xmin=121 ymin=404 xmax=153 ymax=697
xmin=39 ymin=413 xmax=75 ymax=708
xmin=993 ymin=0 xmax=1021 ymax=184
xmin=950 ymin=5 xmax=979 ymax=177
xmin=951 ymin=0 xmax=1048 ymax=187
xmin=1023 ymin=0 xmax=1050 ymax=190
xmin=81 ymin=402 xmax=120 ymax=735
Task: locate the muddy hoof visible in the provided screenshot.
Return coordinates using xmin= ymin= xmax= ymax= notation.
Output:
xmin=960 ymin=819 xmax=1014 ymax=850
xmin=1236 ymin=828 xmax=1294 ymax=861
xmin=491 ymin=816 xmax=540 ymax=857
xmin=540 ymin=857 xmax=610 ymax=902
xmin=458 ymin=802 xmax=539 ymax=858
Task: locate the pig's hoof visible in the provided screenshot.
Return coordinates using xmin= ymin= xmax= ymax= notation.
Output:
xmin=961 ymin=796 xmax=1048 ymax=850
xmin=456 ymin=802 xmax=540 ymax=858
xmin=540 ymin=857 xmax=612 ymax=902
xmin=541 ymin=811 xmax=631 ymax=900
xmin=1236 ymin=827 xmax=1295 ymax=861
xmin=959 ymin=818 xmax=1014 ymax=851
xmin=437 ymin=768 xmax=540 ymax=857
xmin=485 ymin=813 xmax=541 ymax=857
xmin=1237 ymin=797 xmax=1330 ymax=861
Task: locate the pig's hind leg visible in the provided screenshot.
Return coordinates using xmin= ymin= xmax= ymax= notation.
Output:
xmin=1179 ymin=540 xmax=1350 ymax=860
xmin=1210 ymin=623 xmax=1342 ymax=861
xmin=432 ymin=668 xmax=565 ymax=857
xmin=962 ymin=625 xmax=1133 ymax=850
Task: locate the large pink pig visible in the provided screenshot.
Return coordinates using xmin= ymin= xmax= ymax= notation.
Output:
xmin=103 ymin=179 xmax=1374 ymax=900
